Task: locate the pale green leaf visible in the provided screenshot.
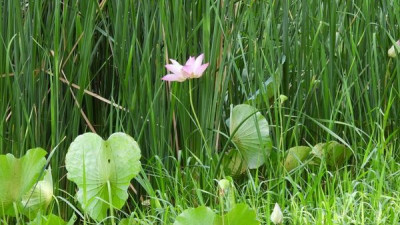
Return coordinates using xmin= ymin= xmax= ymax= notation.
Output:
xmin=284 ymin=146 xmax=312 ymax=172
xmin=21 ymin=167 xmax=53 ymax=219
xmin=65 ymin=132 xmax=141 ymax=221
xmin=173 ymin=206 xmax=216 ymax=225
xmin=230 ymin=104 xmax=272 ymax=169
xmin=215 ymin=204 xmax=260 ymax=225
xmin=0 ymin=148 xmax=47 ymax=215
xmin=310 ymin=141 xmax=352 ymax=169
xmin=28 ymin=213 xmax=77 ymax=225
xmin=174 ymin=204 xmax=259 ymax=225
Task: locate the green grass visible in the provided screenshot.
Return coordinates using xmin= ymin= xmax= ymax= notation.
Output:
xmin=1 ymin=0 xmax=400 ymax=224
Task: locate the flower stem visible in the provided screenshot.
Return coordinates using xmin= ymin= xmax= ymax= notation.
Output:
xmin=188 ymin=80 xmax=211 ymax=159
xmin=107 ymin=180 xmax=115 ymax=225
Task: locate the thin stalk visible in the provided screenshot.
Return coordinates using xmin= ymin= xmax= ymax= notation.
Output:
xmin=107 ymin=180 xmax=115 ymax=225
xmin=188 ymin=79 xmax=211 ymax=159
xmin=13 ymin=202 xmax=20 ymax=225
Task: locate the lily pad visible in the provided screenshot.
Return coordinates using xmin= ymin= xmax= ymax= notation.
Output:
xmin=174 ymin=204 xmax=259 ymax=225
xmin=310 ymin=141 xmax=352 ymax=168
xmin=65 ymin=132 xmax=142 ymax=221
xmin=28 ymin=213 xmax=76 ymax=225
xmin=0 ymin=148 xmax=47 ymax=215
xmin=215 ymin=203 xmax=260 ymax=225
xmin=284 ymin=146 xmax=312 ymax=172
xmin=229 ymin=104 xmax=272 ymax=169
xmin=21 ymin=167 xmax=54 ymax=219
xmin=174 ymin=206 xmax=216 ymax=225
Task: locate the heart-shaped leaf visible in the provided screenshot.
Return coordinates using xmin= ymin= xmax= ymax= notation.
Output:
xmin=21 ymin=167 xmax=53 ymax=219
xmin=65 ymin=132 xmax=141 ymax=221
xmin=284 ymin=146 xmax=312 ymax=172
xmin=28 ymin=213 xmax=77 ymax=225
xmin=0 ymin=148 xmax=47 ymax=215
xmin=174 ymin=206 xmax=216 ymax=225
xmin=174 ymin=204 xmax=259 ymax=225
xmin=214 ymin=204 xmax=260 ymax=225
xmin=229 ymin=104 xmax=272 ymax=169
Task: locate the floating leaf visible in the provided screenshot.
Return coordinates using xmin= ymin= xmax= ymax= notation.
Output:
xmin=65 ymin=132 xmax=141 ymax=221
xmin=222 ymin=149 xmax=247 ymax=176
xmin=324 ymin=141 xmax=352 ymax=168
xmin=174 ymin=204 xmax=259 ymax=225
xmin=28 ymin=213 xmax=76 ymax=225
xmin=0 ymin=148 xmax=47 ymax=215
xmin=215 ymin=204 xmax=260 ymax=225
xmin=21 ymin=167 xmax=53 ymax=219
xmin=310 ymin=141 xmax=352 ymax=169
xmin=230 ymin=104 xmax=272 ymax=169
xmin=284 ymin=146 xmax=312 ymax=172
xmin=119 ymin=218 xmax=137 ymax=225
xmin=174 ymin=206 xmax=216 ymax=225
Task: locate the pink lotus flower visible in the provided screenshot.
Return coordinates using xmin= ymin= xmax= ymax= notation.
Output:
xmin=162 ymin=54 xmax=209 ymax=82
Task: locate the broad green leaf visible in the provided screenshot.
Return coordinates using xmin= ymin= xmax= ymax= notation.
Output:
xmin=214 ymin=204 xmax=260 ymax=225
xmin=230 ymin=104 xmax=272 ymax=169
xmin=310 ymin=141 xmax=352 ymax=169
xmin=0 ymin=148 xmax=47 ymax=215
xmin=119 ymin=218 xmax=136 ymax=225
xmin=284 ymin=146 xmax=312 ymax=172
xmin=28 ymin=213 xmax=76 ymax=225
xmin=174 ymin=204 xmax=259 ymax=225
xmin=222 ymin=149 xmax=247 ymax=177
xmin=174 ymin=206 xmax=216 ymax=225
xmin=21 ymin=167 xmax=53 ymax=219
xmin=324 ymin=141 xmax=352 ymax=168
xmin=65 ymin=132 xmax=141 ymax=221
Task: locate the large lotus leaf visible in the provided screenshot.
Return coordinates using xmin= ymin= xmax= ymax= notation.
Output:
xmin=173 ymin=206 xmax=216 ymax=225
xmin=119 ymin=218 xmax=137 ymax=225
xmin=65 ymin=132 xmax=141 ymax=221
xmin=230 ymin=104 xmax=272 ymax=169
xmin=324 ymin=141 xmax=352 ymax=168
xmin=222 ymin=149 xmax=247 ymax=177
xmin=214 ymin=203 xmax=260 ymax=225
xmin=310 ymin=141 xmax=352 ymax=168
xmin=284 ymin=146 xmax=312 ymax=172
xmin=28 ymin=213 xmax=76 ymax=225
xmin=0 ymin=148 xmax=47 ymax=215
xmin=21 ymin=168 xmax=53 ymax=219
xmin=174 ymin=204 xmax=259 ymax=225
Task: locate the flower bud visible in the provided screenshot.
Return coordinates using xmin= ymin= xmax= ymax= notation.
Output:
xmin=388 ymin=40 xmax=400 ymax=58
xmin=270 ymin=203 xmax=283 ymax=224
